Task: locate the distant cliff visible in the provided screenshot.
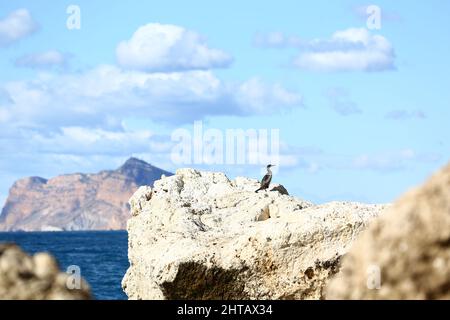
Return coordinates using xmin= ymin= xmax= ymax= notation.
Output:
xmin=0 ymin=158 xmax=172 ymax=232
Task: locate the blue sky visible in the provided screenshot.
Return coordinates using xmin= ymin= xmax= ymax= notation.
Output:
xmin=0 ymin=0 xmax=449 ymax=206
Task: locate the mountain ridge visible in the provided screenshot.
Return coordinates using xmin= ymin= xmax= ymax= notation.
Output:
xmin=0 ymin=158 xmax=172 ymax=231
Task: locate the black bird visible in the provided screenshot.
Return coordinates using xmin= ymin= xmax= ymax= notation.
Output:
xmin=255 ymin=164 xmax=276 ymax=193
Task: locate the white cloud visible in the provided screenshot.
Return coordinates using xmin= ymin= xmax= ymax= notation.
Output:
xmin=256 ymin=28 xmax=395 ymax=72
xmin=293 ymin=28 xmax=395 ymax=72
xmin=0 ymin=9 xmax=38 ymax=46
xmin=116 ymin=23 xmax=233 ymax=72
xmin=0 ymin=65 xmax=302 ymax=128
xmin=15 ymin=50 xmax=69 ymax=69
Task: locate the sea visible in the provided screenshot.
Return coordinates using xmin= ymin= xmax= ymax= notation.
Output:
xmin=0 ymin=230 xmax=129 ymax=300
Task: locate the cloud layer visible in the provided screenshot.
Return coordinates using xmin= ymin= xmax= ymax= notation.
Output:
xmin=256 ymin=28 xmax=396 ymax=72
xmin=117 ymin=23 xmax=233 ymax=72
xmin=0 ymin=65 xmax=302 ymax=129
xmin=294 ymin=28 xmax=395 ymax=72
xmin=0 ymin=9 xmax=38 ymax=46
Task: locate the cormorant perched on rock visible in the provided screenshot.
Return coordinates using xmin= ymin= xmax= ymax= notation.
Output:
xmin=255 ymin=164 xmax=275 ymax=193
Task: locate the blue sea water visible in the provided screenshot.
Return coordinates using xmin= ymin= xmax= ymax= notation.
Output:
xmin=0 ymin=231 xmax=129 ymax=300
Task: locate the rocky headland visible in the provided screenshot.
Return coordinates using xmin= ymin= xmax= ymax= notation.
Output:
xmin=0 ymin=158 xmax=172 ymax=231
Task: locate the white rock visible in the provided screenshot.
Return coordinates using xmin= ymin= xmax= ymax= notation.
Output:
xmin=122 ymin=168 xmax=386 ymax=300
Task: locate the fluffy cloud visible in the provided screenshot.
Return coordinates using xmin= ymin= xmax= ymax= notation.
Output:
xmin=0 ymin=65 xmax=302 ymax=128
xmin=0 ymin=22 xmax=300 ymax=134
xmin=256 ymin=28 xmax=395 ymax=72
xmin=15 ymin=50 xmax=69 ymax=69
xmin=325 ymin=87 xmax=362 ymax=116
xmin=293 ymin=28 xmax=395 ymax=72
xmin=0 ymin=9 xmax=38 ymax=46
xmin=116 ymin=23 xmax=233 ymax=72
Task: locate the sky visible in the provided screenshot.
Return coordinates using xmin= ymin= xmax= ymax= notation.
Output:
xmin=0 ymin=0 xmax=449 ymax=206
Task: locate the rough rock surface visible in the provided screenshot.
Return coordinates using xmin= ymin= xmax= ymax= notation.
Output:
xmin=0 ymin=158 xmax=172 ymax=231
xmin=0 ymin=243 xmax=91 ymax=299
xmin=122 ymin=168 xmax=386 ymax=300
xmin=326 ymin=162 xmax=450 ymax=300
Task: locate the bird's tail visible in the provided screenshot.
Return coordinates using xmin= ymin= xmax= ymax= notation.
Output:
xmin=255 ymin=188 xmax=262 ymax=193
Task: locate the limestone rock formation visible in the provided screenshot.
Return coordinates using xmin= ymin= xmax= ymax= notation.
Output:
xmin=326 ymin=162 xmax=450 ymax=300
xmin=0 ymin=243 xmax=91 ymax=299
xmin=122 ymin=168 xmax=386 ymax=300
xmin=0 ymin=158 xmax=172 ymax=231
